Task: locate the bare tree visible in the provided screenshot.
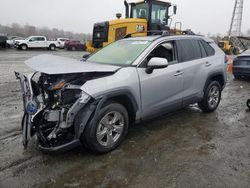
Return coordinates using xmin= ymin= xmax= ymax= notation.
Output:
xmin=0 ymin=23 xmax=91 ymax=41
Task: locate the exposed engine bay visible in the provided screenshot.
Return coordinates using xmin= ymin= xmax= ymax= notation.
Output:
xmin=16 ymin=70 xmax=113 ymax=151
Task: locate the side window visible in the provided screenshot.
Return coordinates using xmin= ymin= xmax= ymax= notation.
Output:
xmin=38 ymin=37 xmax=45 ymax=41
xmin=29 ymin=37 xmax=37 ymax=42
xmin=132 ymin=4 xmax=149 ymax=19
xmin=141 ymin=41 xmax=177 ymax=67
xmin=177 ymin=39 xmax=202 ymax=62
xmin=151 ymin=4 xmax=168 ymax=25
xmin=198 ymin=40 xmax=207 ymax=58
xmin=200 ymin=40 xmax=215 ymax=56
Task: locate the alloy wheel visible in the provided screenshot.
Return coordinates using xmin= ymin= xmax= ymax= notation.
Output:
xmin=208 ymin=85 xmax=220 ymax=109
xmin=96 ymin=111 xmax=125 ymax=147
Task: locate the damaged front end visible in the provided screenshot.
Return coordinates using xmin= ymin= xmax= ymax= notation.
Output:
xmin=15 ymin=71 xmax=106 ymax=152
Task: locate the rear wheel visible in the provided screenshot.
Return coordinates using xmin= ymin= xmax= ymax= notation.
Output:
xmin=198 ymin=81 xmax=222 ymax=113
xmin=234 ymin=75 xmax=241 ymax=79
xmin=81 ymin=102 xmax=129 ymax=154
xmin=71 ymin=46 xmax=76 ymax=51
xmin=49 ymin=44 xmax=56 ymax=51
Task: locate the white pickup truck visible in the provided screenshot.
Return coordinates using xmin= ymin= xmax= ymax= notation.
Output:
xmin=15 ymin=36 xmax=59 ymax=50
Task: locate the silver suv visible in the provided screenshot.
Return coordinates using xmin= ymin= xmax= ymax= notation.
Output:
xmin=16 ymin=35 xmax=227 ymax=153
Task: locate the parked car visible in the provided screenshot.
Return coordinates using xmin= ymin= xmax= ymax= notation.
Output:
xmin=15 ymin=34 xmax=226 ymax=154
xmin=233 ymin=49 xmax=250 ymax=79
xmin=56 ymin=38 xmax=69 ymax=49
xmin=7 ymin=36 xmax=24 ymax=48
xmin=0 ymin=35 xmax=8 ymax=48
xmin=15 ymin=36 xmax=59 ymax=50
xmin=64 ymin=40 xmax=86 ymax=51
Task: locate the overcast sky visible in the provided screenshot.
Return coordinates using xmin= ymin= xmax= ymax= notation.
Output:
xmin=0 ymin=0 xmax=249 ymax=35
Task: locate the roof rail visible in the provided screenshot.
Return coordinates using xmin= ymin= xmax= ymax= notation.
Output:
xmin=123 ymin=29 xmax=198 ymax=40
xmin=124 ymin=30 xmax=170 ymax=39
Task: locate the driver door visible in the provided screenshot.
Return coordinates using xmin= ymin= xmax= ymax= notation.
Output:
xmin=28 ymin=37 xmax=39 ymax=48
xmin=137 ymin=41 xmax=183 ymax=120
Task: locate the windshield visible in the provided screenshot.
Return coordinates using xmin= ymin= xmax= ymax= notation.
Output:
xmin=25 ymin=37 xmax=31 ymax=40
xmin=87 ymin=40 xmax=151 ymax=65
xmin=131 ymin=3 xmax=149 ymax=19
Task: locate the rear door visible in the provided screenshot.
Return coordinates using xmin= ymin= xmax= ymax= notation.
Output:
xmin=176 ymin=39 xmax=208 ymax=105
xmin=37 ymin=37 xmax=47 ymax=48
xmin=137 ymin=40 xmax=183 ymax=119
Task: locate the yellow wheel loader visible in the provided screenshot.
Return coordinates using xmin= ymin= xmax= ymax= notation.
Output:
xmin=86 ymin=0 xmax=177 ymax=52
xmin=218 ymin=38 xmax=240 ymax=55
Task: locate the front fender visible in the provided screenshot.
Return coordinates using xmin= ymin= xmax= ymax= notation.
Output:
xmin=80 ymin=67 xmax=141 ymax=118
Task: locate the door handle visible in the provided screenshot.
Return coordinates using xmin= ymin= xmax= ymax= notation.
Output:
xmin=174 ymin=70 xmax=183 ymax=76
xmin=205 ymin=62 xmax=212 ymax=67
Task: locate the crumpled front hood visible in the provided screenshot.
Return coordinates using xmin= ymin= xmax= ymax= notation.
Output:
xmin=25 ymin=54 xmax=121 ymax=75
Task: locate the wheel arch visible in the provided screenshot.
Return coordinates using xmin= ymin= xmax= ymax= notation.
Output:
xmin=49 ymin=43 xmax=56 ymax=48
xmin=97 ymin=90 xmax=139 ymax=124
xmin=49 ymin=43 xmax=56 ymax=47
xmin=74 ymin=90 xmax=139 ymax=139
xmin=204 ymin=72 xmax=225 ymax=91
xmin=19 ymin=43 xmax=28 ymax=49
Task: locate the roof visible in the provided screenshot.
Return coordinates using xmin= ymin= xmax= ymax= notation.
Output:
xmin=123 ymin=35 xmax=160 ymax=41
xmin=122 ymin=34 xmax=211 ymax=42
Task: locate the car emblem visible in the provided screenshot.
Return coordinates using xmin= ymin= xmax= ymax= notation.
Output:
xmin=26 ymin=101 xmax=38 ymax=115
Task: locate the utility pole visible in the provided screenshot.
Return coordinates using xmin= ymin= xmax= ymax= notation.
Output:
xmin=229 ymin=0 xmax=244 ymax=37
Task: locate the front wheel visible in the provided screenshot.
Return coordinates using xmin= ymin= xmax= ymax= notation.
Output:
xmin=81 ymin=102 xmax=129 ymax=154
xmin=198 ymin=81 xmax=222 ymax=113
xmin=21 ymin=44 xmax=28 ymax=50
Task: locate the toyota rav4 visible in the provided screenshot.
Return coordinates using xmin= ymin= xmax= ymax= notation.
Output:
xmin=15 ymin=35 xmax=227 ymax=154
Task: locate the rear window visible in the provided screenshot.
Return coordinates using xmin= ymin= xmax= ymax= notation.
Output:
xmin=200 ymin=40 xmax=215 ymax=56
xmin=177 ymin=39 xmax=202 ymax=62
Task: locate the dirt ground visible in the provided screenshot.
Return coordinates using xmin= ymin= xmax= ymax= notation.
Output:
xmin=0 ymin=49 xmax=250 ymax=188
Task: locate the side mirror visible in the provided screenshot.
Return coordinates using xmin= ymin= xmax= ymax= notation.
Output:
xmin=82 ymin=53 xmax=91 ymax=61
xmin=146 ymin=57 xmax=169 ymax=74
xmin=173 ymin=5 xmax=177 ymax=15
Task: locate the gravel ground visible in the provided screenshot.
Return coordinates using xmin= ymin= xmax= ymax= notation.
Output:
xmin=0 ymin=49 xmax=250 ymax=188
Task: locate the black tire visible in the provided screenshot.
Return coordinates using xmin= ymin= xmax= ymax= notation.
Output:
xmin=49 ymin=44 xmax=56 ymax=51
xmin=234 ymin=75 xmax=241 ymax=79
xmin=81 ymin=102 xmax=129 ymax=154
xmin=234 ymin=75 xmax=242 ymax=80
xmin=247 ymin=100 xmax=250 ymax=109
xmin=198 ymin=81 xmax=222 ymax=113
xmin=20 ymin=44 xmax=28 ymax=50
